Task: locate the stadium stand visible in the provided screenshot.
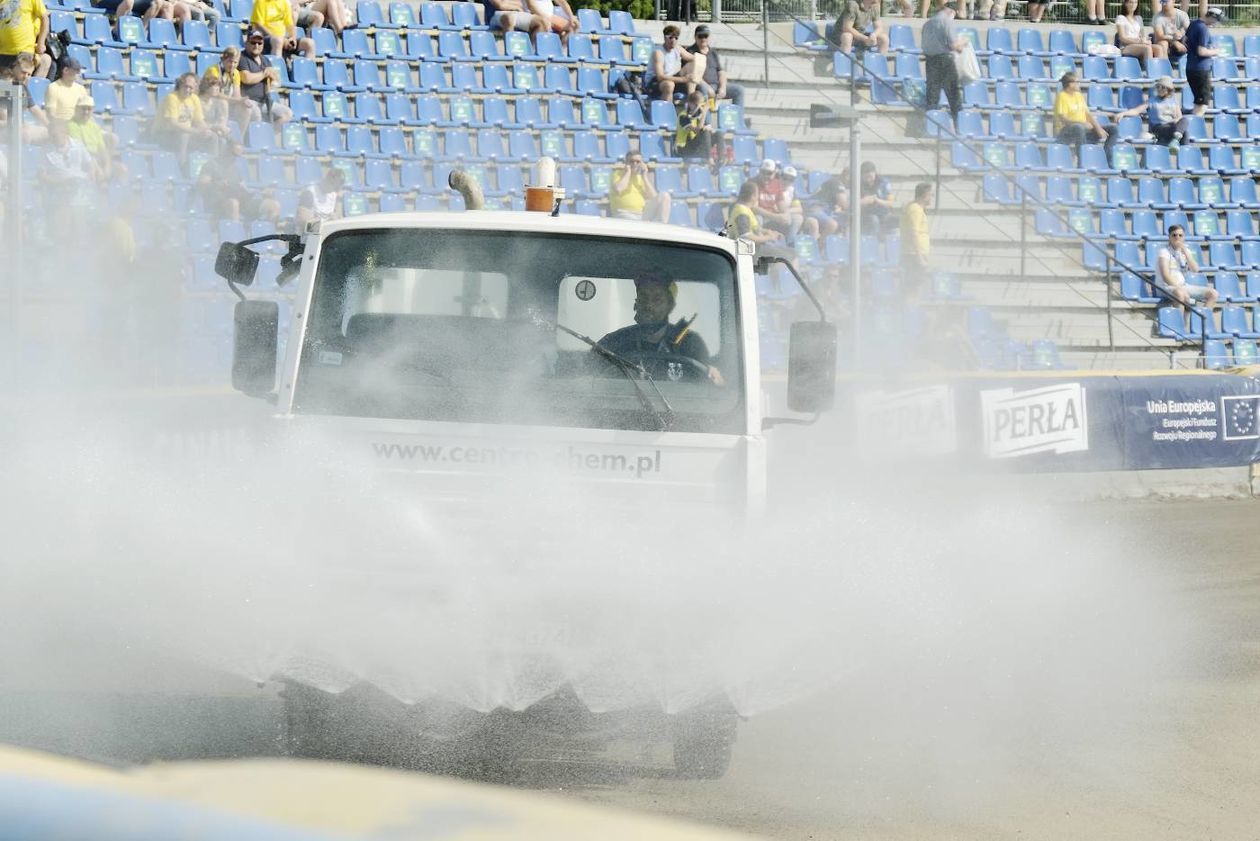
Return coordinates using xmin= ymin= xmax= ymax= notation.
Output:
xmin=15 ymin=3 xmax=1258 ymax=381
xmin=798 ymin=11 xmax=1260 ymax=369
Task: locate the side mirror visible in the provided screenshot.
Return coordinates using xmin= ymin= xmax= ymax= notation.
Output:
xmin=215 ymin=241 xmax=259 ymax=287
xmin=232 ymin=300 xmax=279 ymax=397
xmin=787 ymin=321 xmax=837 ymax=413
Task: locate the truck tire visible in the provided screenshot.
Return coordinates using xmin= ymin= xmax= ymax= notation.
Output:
xmin=279 ymin=681 xmax=336 ymax=760
xmin=672 ymin=711 xmax=738 ymax=780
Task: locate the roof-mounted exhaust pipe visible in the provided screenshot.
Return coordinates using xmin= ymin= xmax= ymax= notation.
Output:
xmin=448 ymin=168 xmax=485 ymax=211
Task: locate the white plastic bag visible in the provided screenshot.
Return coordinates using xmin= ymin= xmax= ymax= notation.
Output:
xmin=955 ymin=42 xmax=981 ymax=83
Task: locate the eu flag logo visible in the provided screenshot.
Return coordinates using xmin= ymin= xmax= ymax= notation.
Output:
xmin=1221 ymin=395 xmax=1260 ymax=441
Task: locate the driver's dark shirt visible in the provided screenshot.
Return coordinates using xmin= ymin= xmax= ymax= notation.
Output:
xmin=597 ymin=320 xmax=711 ymax=365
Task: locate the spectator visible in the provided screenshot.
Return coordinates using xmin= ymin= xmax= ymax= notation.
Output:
xmin=830 ymin=0 xmax=888 ymax=55
xmin=480 ymin=0 xmax=543 ymax=42
xmin=666 ymin=0 xmax=695 ymax=24
xmin=922 ymin=0 xmax=963 ymax=128
xmin=68 ymin=97 xmax=121 ymax=180
xmin=299 ymin=0 xmax=352 ymax=34
xmin=644 ymin=24 xmax=700 ymax=102
xmin=753 ymin=158 xmax=792 ymax=240
xmin=1156 ymin=224 xmax=1217 ymax=333
xmin=674 ymin=90 xmax=716 ymax=161
xmin=154 ymin=71 xmax=223 ymax=169
xmin=249 ymin=0 xmax=316 ymax=59
xmin=1025 ymin=0 xmax=1047 ymax=22
xmin=90 ymin=0 xmax=135 ymax=20
xmin=237 ymin=31 xmax=294 ymax=131
xmin=858 ymin=161 xmax=896 ymax=239
xmin=0 ymin=0 xmax=51 ymax=79
xmin=1114 ymin=75 xmax=1190 ymax=149
xmin=725 ymin=181 xmax=782 ymax=246
xmin=900 ymin=182 xmax=934 ymax=297
xmin=527 ymin=0 xmax=578 ymax=46
xmin=1152 ymin=0 xmax=1189 ymax=61
xmin=178 ymin=0 xmax=221 ymax=23
xmin=686 ymin=25 xmax=744 ymax=109
xmin=778 ymin=166 xmax=819 ymax=241
xmin=295 ymin=166 xmax=345 ymax=230
xmin=198 ymin=141 xmax=280 ymax=223
xmin=39 ymin=119 xmax=99 ymax=236
xmin=136 ymin=0 xmax=189 ymax=25
xmin=43 ymin=56 xmax=90 ymax=122
xmin=198 ymin=73 xmax=231 ymax=137
xmin=1115 ymin=0 xmax=1159 ymax=68
xmin=1184 ymin=6 xmax=1223 ymax=117
xmin=1053 ymin=71 xmax=1111 ymax=164
xmin=976 ymin=0 xmax=1006 ymax=21
xmin=1084 ymin=0 xmax=1106 ymax=25
xmin=608 ymin=150 xmax=671 ymax=223
xmin=804 ymin=172 xmax=849 ymax=238
xmin=205 ymin=47 xmax=257 ymax=130
xmin=0 ymin=53 xmax=49 ymax=143
xmin=292 ymin=0 xmax=323 ymax=32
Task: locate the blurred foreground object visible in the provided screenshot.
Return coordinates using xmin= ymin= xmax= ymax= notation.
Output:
xmin=0 ymin=745 xmax=763 ymax=841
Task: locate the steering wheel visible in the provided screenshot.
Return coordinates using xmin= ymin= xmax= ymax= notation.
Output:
xmin=616 ymin=351 xmax=712 ymax=382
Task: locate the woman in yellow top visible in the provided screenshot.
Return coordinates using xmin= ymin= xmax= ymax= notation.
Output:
xmin=608 ymin=150 xmax=672 ymax=223
xmin=1053 ymin=71 xmax=1114 ymax=165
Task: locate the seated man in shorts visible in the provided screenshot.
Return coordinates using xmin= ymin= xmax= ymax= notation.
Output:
xmin=482 ymin=0 xmax=544 ymax=43
xmin=643 ymin=24 xmax=702 ymax=102
xmin=237 ymin=30 xmax=294 ymax=133
xmin=527 ymin=0 xmax=578 ymax=46
xmin=1157 ymin=224 xmax=1217 ymax=334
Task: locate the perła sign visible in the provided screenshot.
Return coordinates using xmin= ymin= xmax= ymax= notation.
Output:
xmin=981 ymin=383 xmax=1089 ymax=458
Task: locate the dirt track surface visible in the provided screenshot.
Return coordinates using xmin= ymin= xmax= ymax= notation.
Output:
xmin=555 ymin=498 xmax=1260 ymax=840
xmin=2 ymin=498 xmax=1258 ymax=840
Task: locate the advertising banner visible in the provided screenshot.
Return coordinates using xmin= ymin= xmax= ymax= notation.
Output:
xmin=851 ymin=373 xmax=1260 ymax=472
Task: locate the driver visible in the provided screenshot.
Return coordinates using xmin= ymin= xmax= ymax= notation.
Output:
xmin=597 ymin=272 xmax=724 ymax=384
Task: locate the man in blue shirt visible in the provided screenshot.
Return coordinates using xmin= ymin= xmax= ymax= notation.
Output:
xmin=1184 ymin=6 xmax=1223 ymax=116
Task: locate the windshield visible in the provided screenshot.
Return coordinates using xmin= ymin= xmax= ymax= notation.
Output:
xmin=293 ymin=227 xmax=745 ymax=434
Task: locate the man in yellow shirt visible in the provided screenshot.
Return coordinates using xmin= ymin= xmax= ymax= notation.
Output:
xmin=725 ymin=181 xmax=782 ymax=246
xmin=155 ymin=71 xmax=225 ymax=170
xmin=1053 ymin=71 xmax=1113 ymax=165
xmin=608 ymin=150 xmax=671 ymax=223
xmin=0 ymin=0 xmax=51 ymax=78
xmin=68 ymin=96 xmax=122 ymax=180
xmin=44 ymin=56 xmax=90 ymax=120
xmin=250 ymin=0 xmax=315 ymax=59
xmin=900 ymin=182 xmax=933 ymax=297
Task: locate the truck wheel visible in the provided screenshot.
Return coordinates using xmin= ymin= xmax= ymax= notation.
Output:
xmin=279 ymin=681 xmax=336 ymax=760
xmin=672 ymin=711 xmax=738 ymax=780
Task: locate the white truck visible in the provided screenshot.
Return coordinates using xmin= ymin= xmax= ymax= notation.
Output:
xmin=215 ymin=177 xmax=837 ymax=778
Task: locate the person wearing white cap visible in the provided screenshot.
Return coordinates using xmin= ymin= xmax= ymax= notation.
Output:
xmin=1114 ymin=75 xmax=1190 ymax=150
xmin=1185 ymin=6 xmax=1224 ymax=116
xmin=67 ymin=95 xmax=120 ymax=180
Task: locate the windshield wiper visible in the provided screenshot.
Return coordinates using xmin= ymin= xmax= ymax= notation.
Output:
xmin=527 ymin=310 xmax=675 ymax=431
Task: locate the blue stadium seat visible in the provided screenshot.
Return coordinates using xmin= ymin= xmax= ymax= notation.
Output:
xmin=1157 ymin=306 xmax=1194 ymax=340
xmin=1113 ymin=56 xmax=1142 ymax=80
xmin=987 ymin=54 xmax=1014 ymax=79
xmin=568 ymin=33 xmax=597 ymax=63
xmin=1018 ymin=28 xmax=1048 ymax=55
xmin=1083 ymin=55 xmax=1109 ymax=79
xmin=1222 ymin=307 xmax=1260 ymax=338
xmin=1018 ymin=54 xmax=1047 ymax=80
xmin=363 ymin=159 xmax=395 ymax=191
xmin=1120 ymin=271 xmax=1160 ymax=302
xmin=576 ymin=7 xmax=603 ymax=32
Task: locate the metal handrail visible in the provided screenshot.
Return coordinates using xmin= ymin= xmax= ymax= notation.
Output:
xmin=771 ymin=1 xmax=1215 ymax=364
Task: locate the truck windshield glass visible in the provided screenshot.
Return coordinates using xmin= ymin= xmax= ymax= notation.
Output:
xmin=294 ymin=228 xmax=744 ymax=433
